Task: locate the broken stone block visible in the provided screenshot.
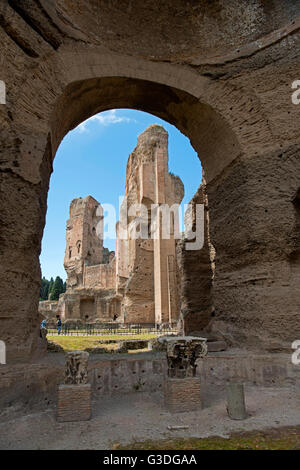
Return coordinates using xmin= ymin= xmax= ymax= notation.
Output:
xmin=116 ymin=339 xmax=149 ymax=353
xmin=165 ymin=336 xmax=208 ymax=378
xmin=40 ymin=327 xmax=47 ymax=340
xmin=226 ymin=382 xmax=247 ymax=420
xmin=47 ymin=340 xmax=64 ymax=353
xmin=64 ymin=350 xmax=89 ymax=385
xmin=85 ymin=347 xmax=108 ymax=354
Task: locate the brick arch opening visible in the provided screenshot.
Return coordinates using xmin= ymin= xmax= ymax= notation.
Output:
xmin=51 ymin=76 xmax=241 ymax=184
xmin=48 ymin=76 xmax=241 ymax=339
xmin=1 ymin=2 xmax=300 ymax=441
xmin=2 ymin=65 xmax=297 ymax=363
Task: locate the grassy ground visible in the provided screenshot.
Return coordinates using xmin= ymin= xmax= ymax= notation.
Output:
xmin=48 ymin=334 xmax=157 ymax=352
xmin=117 ymin=426 xmax=300 ymax=450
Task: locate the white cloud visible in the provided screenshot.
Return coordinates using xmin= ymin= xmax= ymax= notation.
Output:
xmin=76 ymin=109 xmax=136 ymax=133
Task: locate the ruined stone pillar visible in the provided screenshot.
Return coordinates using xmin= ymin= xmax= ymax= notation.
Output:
xmin=0 ymin=130 xmax=52 ymax=363
xmin=117 ymin=125 xmax=183 ymax=324
xmin=164 ymin=336 xmax=207 ymax=412
xmin=226 ymin=382 xmax=247 ymax=420
xmin=57 ymin=350 xmax=91 ymax=422
xmin=64 ymin=196 xmax=104 ymax=289
xmin=153 ymin=135 xmax=181 ymax=324
xmin=178 ymin=182 xmax=214 ymax=334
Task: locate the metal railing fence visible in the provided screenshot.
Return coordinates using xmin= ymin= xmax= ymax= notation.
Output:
xmin=47 ymin=322 xmax=178 ymax=336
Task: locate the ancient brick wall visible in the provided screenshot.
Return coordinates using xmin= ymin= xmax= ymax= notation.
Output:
xmin=178 ymin=183 xmax=214 ymax=334
xmin=1 ymin=1 xmax=300 ymax=360
xmin=116 ymin=125 xmax=184 ymax=324
xmin=57 ymin=384 xmax=91 ymax=422
xmin=83 ymin=259 xmax=115 ymax=290
xmin=164 ymin=377 xmax=202 ymax=412
xmin=64 ymin=196 xmax=104 ymax=289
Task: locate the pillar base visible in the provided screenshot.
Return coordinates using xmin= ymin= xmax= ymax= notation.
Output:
xmin=57 ymin=384 xmax=91 ymax=422
xmin=164 ymin=376 xmax=202 ymax=413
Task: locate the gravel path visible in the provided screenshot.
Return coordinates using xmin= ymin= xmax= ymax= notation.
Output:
xmin=0 ymin=384 xmax=299 ymax=449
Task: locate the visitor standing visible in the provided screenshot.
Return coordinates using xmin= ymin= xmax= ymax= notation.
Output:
xmin=57 ymin=317 xmax=62 ymax=335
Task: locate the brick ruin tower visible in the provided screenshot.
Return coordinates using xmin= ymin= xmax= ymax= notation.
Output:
xmin=116 ymin=125 xmax=184 ymax=324
xmin=60 ymin=196 xmax=118 ymax=322
xmin=40 ymin=125 xmax=185 ymax=326
xmin=64 ymin=196 xmax=104 ymax=289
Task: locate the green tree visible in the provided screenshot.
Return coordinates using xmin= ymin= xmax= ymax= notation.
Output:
xmin=40 ymin=277 xmax=49 ymax=300
xmin=48 ymin=277 xmax=54 ymax=299
xmin=49 ymin=276 xmax=64 ymax=301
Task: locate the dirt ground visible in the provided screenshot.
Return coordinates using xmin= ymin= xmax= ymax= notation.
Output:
xmin=0 ymin=384 xmax=299 ymax=450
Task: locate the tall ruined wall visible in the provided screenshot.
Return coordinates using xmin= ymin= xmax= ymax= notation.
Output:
xmin=116 ymin=125 xmax=184 ymax=323
xmin=59 ymin=195 xmax=118 ymax=323
xmin=120 ymin=238 xmax=155 ymax=323
xmin=62 ymin=289 xmax=119 ymax=322
xmin=115 ymin=221 xmax=129 ymax=293
xmin=83 ymin=256 xmax=116 ymax=289
xmin=64 ymin=196 xmax=104 ymax=289
xmin=177 ymin=182 xmax=214 ymax=334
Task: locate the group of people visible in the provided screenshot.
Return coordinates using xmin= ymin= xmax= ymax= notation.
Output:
xmin=40 ymin=317 xmax=62 ymax=336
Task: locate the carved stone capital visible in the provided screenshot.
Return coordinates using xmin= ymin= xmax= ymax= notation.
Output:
xmin=165 ymin=336 xmax=207 ymax=378
xmin=65 ymin=350 xmax=89 ymax=385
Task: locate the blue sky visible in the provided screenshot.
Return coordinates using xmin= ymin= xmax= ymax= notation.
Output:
xmin=40 ymin=109 xmax=202 ymax=280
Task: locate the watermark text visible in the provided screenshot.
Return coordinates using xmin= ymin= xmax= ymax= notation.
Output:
xmin=0 ymin=340 xmax=6 ymax=365
xmin=291 ymin=80 xmax=300 ymax=105
xmin=0 ymin=80 xmax=5 ymax=104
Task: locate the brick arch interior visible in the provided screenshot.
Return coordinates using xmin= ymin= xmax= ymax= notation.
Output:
xmin=49 ymin=76 xmax=241 ymax=339
xmin=1 ymin=67 xmax=299 ymax=363
xmin=51 ymin=76 xmax=241 ymax=184
xmin=47 ymin=75 xmax=300 ymax=355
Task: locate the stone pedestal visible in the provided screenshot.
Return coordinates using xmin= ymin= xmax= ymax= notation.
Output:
xmin=57 ymin=383 xmax=91 ymax=422
xmin=163 ymin=336 xmax=207 ymax=413
xmin=164 ymin=376 xmax=202 ymax=413
xmin=57 ymin=351 xmax=91 ymax=422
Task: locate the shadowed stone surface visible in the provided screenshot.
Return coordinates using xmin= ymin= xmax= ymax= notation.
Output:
xmin=0 ymin=1 xmax=299 ymax=363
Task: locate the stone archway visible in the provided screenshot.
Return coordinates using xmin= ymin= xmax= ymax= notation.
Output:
xmin=1 ymin=2 xmax=300 ymax=363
